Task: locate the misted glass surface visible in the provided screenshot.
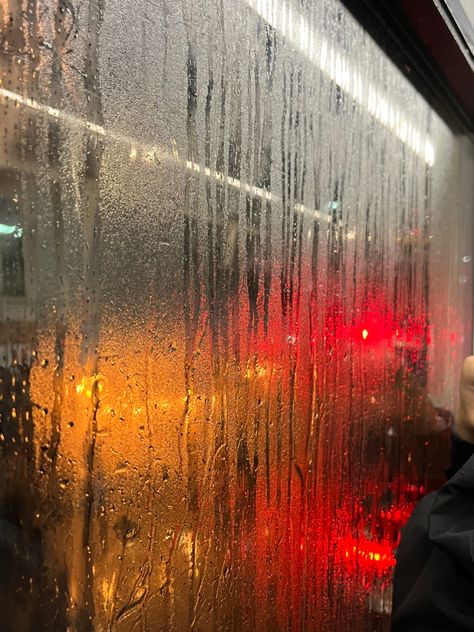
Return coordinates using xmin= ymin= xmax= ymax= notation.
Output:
xmin=1 ymin=0 xmax=473 ymax=630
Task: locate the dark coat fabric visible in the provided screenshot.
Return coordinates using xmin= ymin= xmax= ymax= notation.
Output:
xmin=392 ymin=431 xmax=474 ymax=631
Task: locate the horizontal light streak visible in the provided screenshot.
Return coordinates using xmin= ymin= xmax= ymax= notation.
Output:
xmin=0 ymin=86 xmax=327 ymax=223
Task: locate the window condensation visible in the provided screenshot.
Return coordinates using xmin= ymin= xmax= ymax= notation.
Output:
xmin=0 ymin=0 xmax=473 ymax=630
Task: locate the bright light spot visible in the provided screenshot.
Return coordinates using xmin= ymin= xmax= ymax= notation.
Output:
xmin=75 ymin=374 xmax=104 ymax=399
xmin=362 ymin=329 xmax=369 ymax=340
xmin=255 ymin=364 xmax=266 ymax=378
xmin=245 ymin=365 xmax=267 ymax=379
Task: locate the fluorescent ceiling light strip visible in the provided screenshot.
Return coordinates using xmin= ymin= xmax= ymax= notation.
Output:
xmin=246 ymin=0 xmax=435 ymax=166
xmin=0 ymin=86 xmax=326 ymax=222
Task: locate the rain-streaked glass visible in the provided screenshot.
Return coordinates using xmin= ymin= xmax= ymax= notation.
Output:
xmin=1 ymin=0 xmax=473 ymax=630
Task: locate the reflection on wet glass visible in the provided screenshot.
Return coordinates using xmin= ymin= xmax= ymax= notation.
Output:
xmin=0 ymin=0 xmax=473 ymax=630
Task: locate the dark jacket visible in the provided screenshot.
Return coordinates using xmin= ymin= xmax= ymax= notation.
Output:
xmin=392 ymin=430 xmax=474 ymax=631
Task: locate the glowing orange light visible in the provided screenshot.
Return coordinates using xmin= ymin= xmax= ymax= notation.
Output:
xmin=245 ymin=364 xmax=267 ymax=379
xmin=255 ymin=364 xmax=267 ymax=378
xmin=75 ymin=374 xmax=104 ymax=399
xmin=361 ymin=329 xmax=369 ymax=340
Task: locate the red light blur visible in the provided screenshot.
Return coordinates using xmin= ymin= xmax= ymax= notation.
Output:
xmin=339 ymin=534 xmax=395 ymax=573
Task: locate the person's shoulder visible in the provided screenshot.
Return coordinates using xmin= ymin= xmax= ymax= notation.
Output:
xmin=396 ymin=492 xmax=437 ymax=567
xmin=414 ymin=491 xmax=437 ymax=512
xmin=405 ymin=491 xmax=437 ymax=526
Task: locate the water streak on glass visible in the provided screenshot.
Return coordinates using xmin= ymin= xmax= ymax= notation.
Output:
xmin=0 ymin=0 xmax=473 ymax=630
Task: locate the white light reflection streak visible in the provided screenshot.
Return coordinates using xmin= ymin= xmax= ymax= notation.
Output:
xmin=246 ymin=0 xmax=435 ymax=166
xmin=0 ymin=86 xmax=324 ymax=223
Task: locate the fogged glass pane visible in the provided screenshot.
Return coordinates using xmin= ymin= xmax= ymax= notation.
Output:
xmin=0 ymin=0 xmax=473 ymax=630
